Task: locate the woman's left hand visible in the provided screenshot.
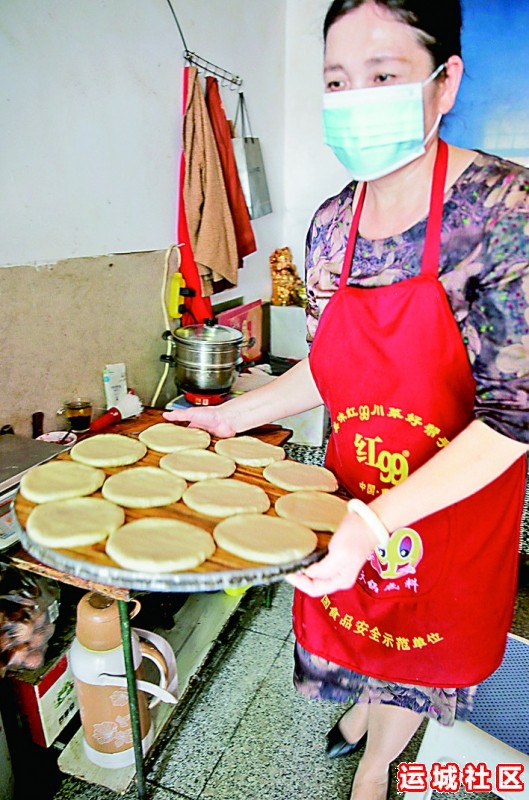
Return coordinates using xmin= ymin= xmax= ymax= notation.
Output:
xmin=285 ymin=513 xmax=378 ymax=597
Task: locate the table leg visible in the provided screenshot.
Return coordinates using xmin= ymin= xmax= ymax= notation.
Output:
xmin=118 ymin=599 xmax=148 ymax=800
xmin=264 ymin=585 xmax=273 ymax=608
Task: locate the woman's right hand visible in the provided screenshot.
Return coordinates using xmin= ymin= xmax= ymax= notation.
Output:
xmin=162 ymin=359 xmax=322 ymax=441
xmin=162 ymin=407 xmax=236 ymax=438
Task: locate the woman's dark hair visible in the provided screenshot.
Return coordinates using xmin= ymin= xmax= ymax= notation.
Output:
xmin=323 ymin=0 xmax=463 ymax=67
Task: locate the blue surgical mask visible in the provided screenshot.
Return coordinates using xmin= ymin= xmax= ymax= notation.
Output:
xmin=322 ymin=64 xmax=445 ymax=181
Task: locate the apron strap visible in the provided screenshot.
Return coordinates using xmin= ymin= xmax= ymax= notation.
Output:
xmin=339 ymin=181 xmax=366 ymax=290
xmin=339 ymin=139 xmax=448 ymax=288
xmin=421 ymin=139 xmax=448 ymax=277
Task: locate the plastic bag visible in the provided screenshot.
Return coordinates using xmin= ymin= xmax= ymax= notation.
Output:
xmin=0 ymin=561 xmax=60 ymax=676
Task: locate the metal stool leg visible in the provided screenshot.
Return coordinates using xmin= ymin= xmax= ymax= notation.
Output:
xmin=118 ymin=599 xmax=147 ymax=800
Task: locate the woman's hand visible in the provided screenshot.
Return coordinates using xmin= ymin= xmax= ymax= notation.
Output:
xmin=163 ymin=359 xmax=323 ymax=440
xmin=286 ymin=512 xmax=377 ymax=597
xmin=162 ymin=407 xmax=236 ymax=438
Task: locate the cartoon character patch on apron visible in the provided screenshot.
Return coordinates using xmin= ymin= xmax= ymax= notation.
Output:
xmin=293 ymin=141 xmax=526 ymax=687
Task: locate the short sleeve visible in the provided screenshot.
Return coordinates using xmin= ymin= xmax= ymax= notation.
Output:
xmin=466 ymin=170 xmax=529 ymax=443
xmin=304 ymin=184 xmax=354 ymax=345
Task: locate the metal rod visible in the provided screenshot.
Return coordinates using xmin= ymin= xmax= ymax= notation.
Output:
xmin=118 ymin=599 xmax=147 ymax=800
xmin=184 ymin=50 xmax=243 ymax=87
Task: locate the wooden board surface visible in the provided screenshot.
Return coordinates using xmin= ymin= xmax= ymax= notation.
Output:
xmin=14 ymin=409 xmax=333 ymax=592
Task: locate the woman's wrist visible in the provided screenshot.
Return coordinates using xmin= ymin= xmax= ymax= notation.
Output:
xmin=346 ymin=499 xmax=390 ymax=548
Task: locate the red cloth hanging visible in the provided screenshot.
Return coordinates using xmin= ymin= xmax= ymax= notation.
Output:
xmin=205 ymin=77 xmax=257 ymax=265
xmin=176 ymin=67 xmax=213 ymax=325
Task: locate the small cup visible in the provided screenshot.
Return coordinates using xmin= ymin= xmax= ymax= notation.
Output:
xmin=57 ymin=398 xmax=92 ymax=433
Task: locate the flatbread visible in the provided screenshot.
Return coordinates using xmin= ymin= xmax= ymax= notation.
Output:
xmin=101 ymin=466 xmax=187 ymax=508
xmin=70 ymin=434 xmax=146 ymax=467
xmin=19 ymin=460 xmax=106 ymax=504
xmin=138 ymin=423 xmax=210 ymax=453
xmin=274 ymin=490 xmax=347 ymax=532
xmin=26 ymin=497 xmax=125 ymax=548
xmin=263 ymin=460 xmax=338 ymax=492
xmin=213 ymin=513 xmax=318 ymax=564
xmin=159 ymin=449 xmax=236 ymax=481
xmin=105 ymin=517 xmax=215 ymax=573
xmin=214 ymin=435 xmax=285 ymax=467
xmin=182 ymin=478 xmax=270 ymax=517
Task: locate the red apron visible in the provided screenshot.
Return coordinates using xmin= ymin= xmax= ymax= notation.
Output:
xmin=293 ymin=141 xmax=526 ymax=687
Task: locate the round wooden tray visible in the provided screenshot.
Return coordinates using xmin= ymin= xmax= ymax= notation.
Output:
xmin=14 ymin=417 xmax=331 ymax=593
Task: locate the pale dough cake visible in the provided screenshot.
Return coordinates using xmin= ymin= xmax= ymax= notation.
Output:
xmin=70 ymin=434 xmax=147 ymax=467
xmin=213 ymin=513 xmax=318 ymax=564
xmin=274 ymin=490 xmax=347 ymax=532
xmin=263 ymin=460 xmax=338 ymax=492
xmin=182 ymin=478 xmax=270 ymax=517
xmin=159 ymin=448 xmax=236 ymax=481
xmin=101 ymin=466 xmax=187 ymax=508
xmin=105 ymin=517 xmax=215 ymax=572
xmin=20 ymin=460 xmax=106 ymax=504
xmin=214 ymin=435 xmax=285 ymax=467
xmin=26 ymin=497 xmax=125 ymax=548
xmin=138 ymin=423 xmax=210 ymax=453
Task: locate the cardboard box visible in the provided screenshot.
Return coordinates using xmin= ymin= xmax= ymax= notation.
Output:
xmin=269 ymin=305 xmax=308 ymax=360
xmin=232 ymin=368 xmax=329 ymax=446
xmin=9 ymin=653 xmax=78 ymax=747
xmin=274 ymin=405 xmax=329 ymax=447
xmin=217 ymin=300 xmax=262 ymax=362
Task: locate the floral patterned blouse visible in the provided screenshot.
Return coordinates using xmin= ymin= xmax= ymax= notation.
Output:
xmin=305 ymin=151 xmax=529 ymax=443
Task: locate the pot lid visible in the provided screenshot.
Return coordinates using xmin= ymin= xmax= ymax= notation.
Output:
xmin=173 ymin=323 xmax=243 ymax=345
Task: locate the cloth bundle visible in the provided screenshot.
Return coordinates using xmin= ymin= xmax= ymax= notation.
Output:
xmin=181 ymin=68 xmax=257 ymax=300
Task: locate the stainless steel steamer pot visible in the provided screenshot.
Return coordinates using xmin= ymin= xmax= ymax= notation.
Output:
xmin=170 ymin=323 xmax=244 ymax=395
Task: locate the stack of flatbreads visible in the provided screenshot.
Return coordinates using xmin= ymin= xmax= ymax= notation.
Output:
xmin=20 ymin=424 xmax=346 ymax=572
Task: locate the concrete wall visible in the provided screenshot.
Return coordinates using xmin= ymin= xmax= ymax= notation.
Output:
xmin=1 ymin=0 xmax=350 ymax=437
xmin=0 ymin=252 xmax=174 ymax=434
xmin=0 ymin=1 xmax=286 ymax=435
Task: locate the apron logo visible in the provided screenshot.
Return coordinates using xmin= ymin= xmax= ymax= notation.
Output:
xmin=354 ymin=433 xmax=410 ymax=485
xmin=369 ymin=527 xmax=424 ymax=579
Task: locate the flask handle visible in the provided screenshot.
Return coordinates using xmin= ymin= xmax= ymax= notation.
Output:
xmin=96 ymin=674 xmax=177 ymax=706
xmin=97 ymin=627 xmax=178 ymax=709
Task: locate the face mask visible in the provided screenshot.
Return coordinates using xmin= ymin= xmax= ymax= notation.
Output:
xmin=322 ymin=64 xmax=445 ymax=181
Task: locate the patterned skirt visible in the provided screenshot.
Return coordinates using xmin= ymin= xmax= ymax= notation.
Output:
xmin=293 ymin=641 xmax=477 ymax=726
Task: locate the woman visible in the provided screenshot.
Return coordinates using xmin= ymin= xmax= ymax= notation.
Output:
xmin=165 ymin=1 xmax=529 ymax=797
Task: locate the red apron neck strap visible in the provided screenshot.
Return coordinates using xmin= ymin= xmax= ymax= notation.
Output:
xmin=340 ymin=181 xmax=367 ymax=290
xmin=339 ymin=139 xmax=449 ymax=287
xmin=421 ymin=138 xmax=448 ymax=277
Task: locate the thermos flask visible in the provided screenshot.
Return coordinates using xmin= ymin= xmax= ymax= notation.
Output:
xmin=70 ymin=592 xmax=177 ymax=769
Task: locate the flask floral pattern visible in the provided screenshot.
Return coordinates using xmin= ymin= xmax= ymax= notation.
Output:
xmin=92 ymin=718 xmax=133 ymax=747
xmin=305 ymin=152 xmax=529 ymax=443
xmin=91 ymin=689 xmax=133 ymax=748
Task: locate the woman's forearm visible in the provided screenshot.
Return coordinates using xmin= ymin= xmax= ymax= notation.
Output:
xmin=289 ymin=420 xmax=527 ymax=596
xmin=370 ymin=419 xmax=528 ymax=532
xmin=220 ymin=357 xmax=323 ymax=433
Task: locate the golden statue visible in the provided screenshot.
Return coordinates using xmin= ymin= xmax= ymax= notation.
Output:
xmin=270 ymin=247 xmax=307 ymax=307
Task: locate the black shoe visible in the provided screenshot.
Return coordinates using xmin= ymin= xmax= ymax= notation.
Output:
xmin=325 ymin=720 xmax=367 ymax=759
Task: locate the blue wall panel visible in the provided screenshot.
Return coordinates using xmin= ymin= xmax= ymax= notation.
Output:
xmin=443 ymin=0 xmax=529 ymax=161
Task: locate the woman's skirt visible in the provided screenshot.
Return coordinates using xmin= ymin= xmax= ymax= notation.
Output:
xmin=294 ymin=641 xmax=477 ymax=725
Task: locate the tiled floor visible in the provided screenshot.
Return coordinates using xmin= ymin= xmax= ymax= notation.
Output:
xmin=49 ymin=565 xmax=529 ymax=800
